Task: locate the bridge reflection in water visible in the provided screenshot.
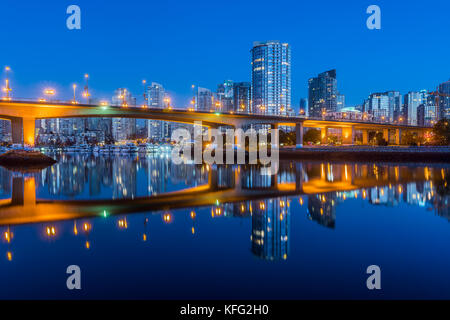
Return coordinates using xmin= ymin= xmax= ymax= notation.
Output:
xmin=0 ymin=155 xmax=449 ymax=261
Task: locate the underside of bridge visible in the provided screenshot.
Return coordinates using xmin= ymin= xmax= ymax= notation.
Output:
xmin=0 ymin=101 xmax=431 ymax=146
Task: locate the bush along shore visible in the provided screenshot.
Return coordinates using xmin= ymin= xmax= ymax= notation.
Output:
xmin=0 ymin=150 xmax=57 ymax=170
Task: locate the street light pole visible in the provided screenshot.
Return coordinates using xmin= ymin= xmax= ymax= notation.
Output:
xmin=142 ymin=80 xmax=147 ymax=105
xmin=83 ymin=74 xmax=90 ymax=104
xmin=4 ymin=66 xmax=12 ymax=100
xmin=72 ymin=84 xmax=77 ymax=104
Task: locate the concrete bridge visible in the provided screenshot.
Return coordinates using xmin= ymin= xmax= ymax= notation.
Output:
xmin=0 ymin=100 xmax=431 ymax=146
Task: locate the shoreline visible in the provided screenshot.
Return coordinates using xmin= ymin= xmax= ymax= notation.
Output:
xmin=279 ymin=146 xmax=450 ymax=163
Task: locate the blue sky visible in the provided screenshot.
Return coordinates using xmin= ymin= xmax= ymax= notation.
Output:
xmin=0 ymin=0 xmax=449 ymax=109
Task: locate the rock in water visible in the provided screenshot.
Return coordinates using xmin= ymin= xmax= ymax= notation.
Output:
xmin=0 ymin=150 xmax=57 ymax=170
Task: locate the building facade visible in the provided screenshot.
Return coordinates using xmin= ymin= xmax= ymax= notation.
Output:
xmin=403 ymin=91 xmax=427 ymax=126
xmin=438 ymin=80 xmax=450 ymax=119
xmin=308 ymin=69 xmax=337 ymax=118
xmin=146 ymin=82 xmax=168 ymax=141
xmin=251 ymin=41 xmax=291 ymax=115
xmin=112 ymin=88 xmax=136 ymax=141
xmin=196 ymin=87 xmax=214 ymax=111
xmin=233 ymin=82 xmax=251 ymax=113
xmin=216 ymin=80 xmax=234 ymax=112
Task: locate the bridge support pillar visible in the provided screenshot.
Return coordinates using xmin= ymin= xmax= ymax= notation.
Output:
xmin=10 ymin=117 xmax=36 ymax=146
xmin=208 ymin=169 xmax=218 ymax=191
xmin=320 ymin=127 xmax=328 ymax=145
xmin=11 ymin=118 xmax=23 ymax=145
xmin=295 ymin=163 xmax=304 ymax=191
xmin=206 ymin=127 xmax=212 ymax=141
xmin=234 ymin=125 xmax=243 ymax=148
xmin=23 ymin=118 xmax=36 ymax=146
xmin=383 ymin=129 xmax=389 ymax=143
xmin=11 ymin=177 xmax=36 ymax=206
xmin=342 ymin=127 xmax=354 ymax=144
xmin=362 ymin=130 xmax=369 ymax=145
xmin=395 ymin=129 xmax=402 ymax=145
xmin=271 ymin=124 xmax=279 ymax=149
xmin=295 ymin=123 xmax=303 ymax=148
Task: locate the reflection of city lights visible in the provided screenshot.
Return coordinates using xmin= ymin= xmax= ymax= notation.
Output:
xmin=163 ymin=213 xmax=173 ymax=224
xmin=4 ymin=229 xmax=12 ymax=243
xmin=46 ymin=226 xmax=56 ymax=237
xmin=299 ymin=197 xmax=303 ymax=206
xmin=190 ymin=211 xmax=196 ymax=219
xmin=259 ymin=202 xmax=265 ymax=210
xmin=118 ymin=219 xmax=128 ymax=229
xmin=83 ymin=222 xmax=92 ymax=233
xmin=6 ymin=251 xmax=12 ymax=261
xmin=85 ymin=241 xmax=90 ymax=249
xmin=143 ymin=234 xmax=147 ymax=242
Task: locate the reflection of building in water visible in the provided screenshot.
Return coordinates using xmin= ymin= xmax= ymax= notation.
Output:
xmin=369 ymin=186 xmax=400 ymax=206
xmin=146 ymin=156 xmax=169 ymax=195
xmin=168 ymin=161 xmax=207 ymax=188
xmin=433 ymin=194 xmax=450 ymax=221
xmin=217 ymin=166 xmax=235 ymax=189
xmin=42 ymin=157 xmax=87 ymax=196
xmin=307 ymin=193 xmax=336 ymax=229
xmin=405 ymin=182 xmax=434 ymax=207
xmin=113 ymin=158 xmax=137 ymax=199
xmin=241 ymin=166 xmax=274 ymax=188
xmin=251 ymin=198 xmax=290 ymax=260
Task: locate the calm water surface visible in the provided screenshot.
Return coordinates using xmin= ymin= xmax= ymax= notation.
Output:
xmin=0 ymin=153 xmax=449 ymax=299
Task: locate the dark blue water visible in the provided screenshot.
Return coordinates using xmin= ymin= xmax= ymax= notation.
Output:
xmin=0 ymin=154 xmax=449 ymax=299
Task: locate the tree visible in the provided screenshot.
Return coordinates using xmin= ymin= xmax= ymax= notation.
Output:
xmin=402 ymin=131 xmax=420 ymax=146
xmin=375 ymin=132 xmax=388 ymax=146
xmin=279 ymin=130 xmax=296 ymax=146
xmin=303 ymin=129 xmax=321 ymax=144
xmin=432 ymin=119 xmax=450 ymax=145
xmin=327 ymin=134 xmax=341 ymax=145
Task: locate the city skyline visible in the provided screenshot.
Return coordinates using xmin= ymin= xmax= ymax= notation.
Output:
xmin=1 ymin=0 xmax=449 ymax=108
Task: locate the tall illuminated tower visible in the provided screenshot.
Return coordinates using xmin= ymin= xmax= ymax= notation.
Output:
xmin=251 ymin=41 xmax=291 ymax=115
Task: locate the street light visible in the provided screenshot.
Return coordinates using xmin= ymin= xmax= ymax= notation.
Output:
xmin=44 ymin=88 xmax=56 ymax=101
xmin=83 ymin=73 xmax=90 ymax=103
xmin=72 ymin=84 xmax=77 ymax=104
xmin=142 ymin=79 xmax=147 ymax=104
xmin=3 ymin=66 xmax=12 ymax=100
xmin=164 ymin=96 xmax=171 ymax=109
